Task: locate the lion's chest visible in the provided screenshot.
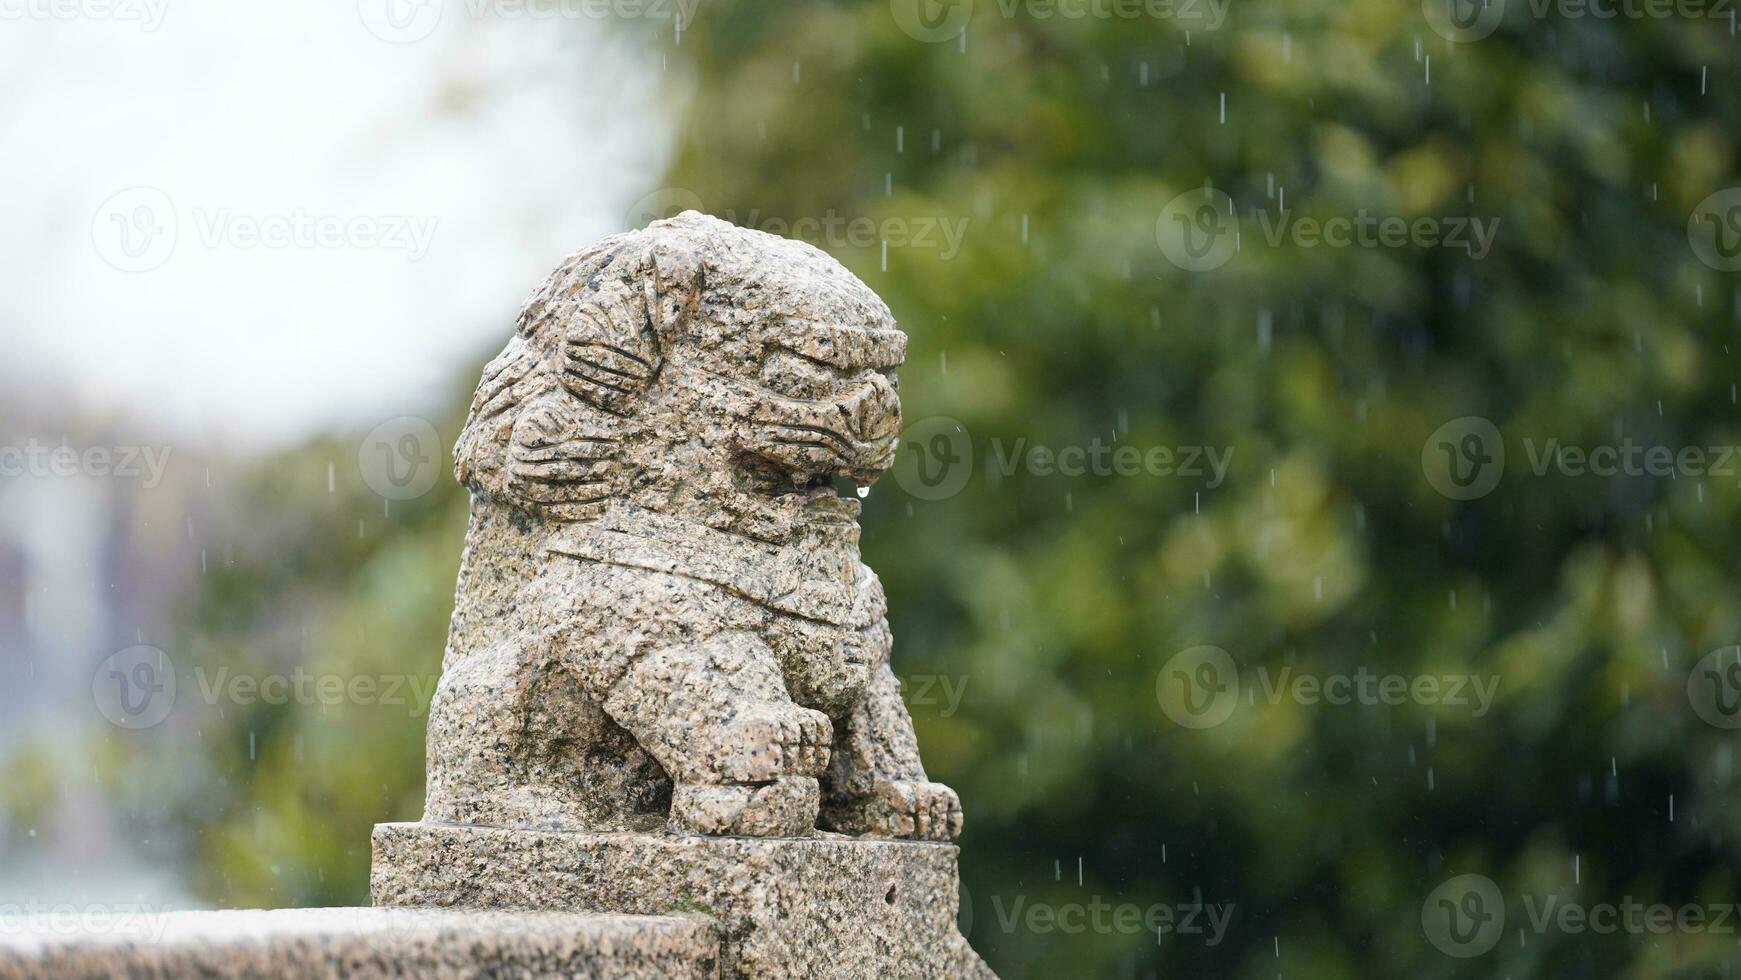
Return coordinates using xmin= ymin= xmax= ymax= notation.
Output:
xmin=546 ymin=510 xmax=891 ymax=715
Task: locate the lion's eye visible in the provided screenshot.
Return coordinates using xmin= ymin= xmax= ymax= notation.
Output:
xmin=760 ymin=352 xmax=836 ymax=401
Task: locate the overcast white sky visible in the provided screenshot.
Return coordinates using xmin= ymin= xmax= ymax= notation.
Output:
xmin=0 ymin=0 xmax=676 ymax=449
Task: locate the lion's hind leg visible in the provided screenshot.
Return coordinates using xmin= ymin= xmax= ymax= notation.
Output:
xmin=425 ymin=641 xmax=662 ymax=831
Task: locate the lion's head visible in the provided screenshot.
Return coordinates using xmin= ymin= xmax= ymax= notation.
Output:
xmin=455 ymin=211 xmax=906 ymax=542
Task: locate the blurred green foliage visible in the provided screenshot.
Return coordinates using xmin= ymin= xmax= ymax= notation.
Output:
xmin=131 ymin=1 xmax=1741 ymax=976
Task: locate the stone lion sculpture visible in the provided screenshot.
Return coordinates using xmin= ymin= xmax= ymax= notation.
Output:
xmin=422 ymin=211 xmax=963 ymax=841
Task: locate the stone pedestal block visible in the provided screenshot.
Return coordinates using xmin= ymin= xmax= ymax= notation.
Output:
xmin=371 ymin=822 xmax=993 ymax=979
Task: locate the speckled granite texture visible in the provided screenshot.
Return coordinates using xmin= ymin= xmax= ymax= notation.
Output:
xmin=424 ymin=211 xmax=961 ymax=841
xmin=0 ymin=908 xmax=719 ymax=980
xmin=371 ymin=824 xmax=994 ymax=979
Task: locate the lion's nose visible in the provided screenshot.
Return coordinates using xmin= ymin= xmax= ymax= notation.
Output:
xmin=838 ymin=374 xmax=901 ymax=443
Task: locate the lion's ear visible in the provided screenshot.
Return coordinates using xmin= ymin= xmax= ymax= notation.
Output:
xmin=559 ymin=276 xmax=660 ymax=414
xmin=558 ymin=234 xmax=703 ymax=415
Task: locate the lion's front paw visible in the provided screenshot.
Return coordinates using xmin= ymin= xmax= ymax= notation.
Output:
xmin=826 ymin=780 xmax=963 ymax=841
xmin=713 ymin=704 xmax=833 ymax=783
xmin=670 ymin=777 xmax=820 ymax=837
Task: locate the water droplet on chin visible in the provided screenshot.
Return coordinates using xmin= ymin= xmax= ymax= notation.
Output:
xmin=856 ymin=485 xmax=870 ymax=499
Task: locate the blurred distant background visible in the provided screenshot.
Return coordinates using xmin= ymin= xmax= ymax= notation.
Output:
xmin=5 ymin=0 xmax=1741 ymax=976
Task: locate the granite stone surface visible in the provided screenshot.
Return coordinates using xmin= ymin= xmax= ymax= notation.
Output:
xmin=425 ymin=211 xmax=961 ymax=841
xmin=0 ymin=908 xmax=719 ymax=980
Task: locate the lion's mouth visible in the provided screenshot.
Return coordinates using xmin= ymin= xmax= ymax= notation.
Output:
xmin=734 ymin=458 xmax=877 ymax=522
